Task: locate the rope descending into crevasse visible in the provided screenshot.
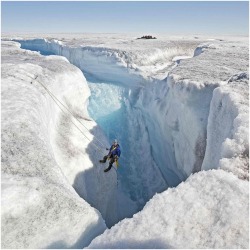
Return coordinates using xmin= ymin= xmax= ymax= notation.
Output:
xmin=32 ymin=75 xmax=108 ymax=157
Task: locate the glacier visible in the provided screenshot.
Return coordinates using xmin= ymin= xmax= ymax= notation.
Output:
xmin=1 ymin=34 xmax=249 ymax=248
xmin=1 ymin=41 xmax=114 ymax=248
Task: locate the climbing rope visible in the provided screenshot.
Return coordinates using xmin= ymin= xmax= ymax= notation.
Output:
xmin=33 ymin=75 xmax=108 ymax=156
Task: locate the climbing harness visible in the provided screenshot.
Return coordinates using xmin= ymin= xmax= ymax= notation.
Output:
xmin=107 ymin=157 xmax=119 ymax=168
xmin=116 ymin=160 xmax=119 ymax=167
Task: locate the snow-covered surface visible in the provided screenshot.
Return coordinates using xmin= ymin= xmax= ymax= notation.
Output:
xmin=88 ymin=170 xmax=249 ymax=249
xmin=1 ymin=40 xmax=117 ymax=248
xmin=1 ymin=33 xmax=249 ymax=248
xmin=8 ymin=33 xmax=206 ymax=81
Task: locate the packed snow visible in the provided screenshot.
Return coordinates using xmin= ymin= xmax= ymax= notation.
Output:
xmin=1 ymin=33 xmax=249 ymax=248
xmin=1 ymin=41 xmax=115 ymax=248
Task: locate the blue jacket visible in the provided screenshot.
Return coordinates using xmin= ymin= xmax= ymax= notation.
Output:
xmin=109 ymin=144 xmax=121 ymax=158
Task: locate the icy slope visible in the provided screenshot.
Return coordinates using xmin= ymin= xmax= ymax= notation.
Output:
xmin=1 ymin=41 xmax=116 ymax=248
xmin=88 ymin=170 xmax=249 ymax=249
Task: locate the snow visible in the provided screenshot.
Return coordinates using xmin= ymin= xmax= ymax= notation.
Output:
xmin=88 ymin=170 xmax=249 ymax=249
xmin=1 ymin=33 xmax=249 ymax=248
xmin=1 ymin=40 xmax=117 ymax=248
xmin=12 ymin=34 xmax=204 ymax=82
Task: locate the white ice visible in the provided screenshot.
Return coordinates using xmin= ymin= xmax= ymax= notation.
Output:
xmin=88 ymin=170 xmax=249 ymax=249
xmin=1 ymin=33 xmax=249 ymax=248
xmin=1 ymin=41 xmax=116 ymax=248
xmin=202 ymin=72 xmax=249 ymax=180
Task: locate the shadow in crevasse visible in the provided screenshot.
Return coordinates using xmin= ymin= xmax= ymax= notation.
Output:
xmin=72 ymin=124 xmax=118 ymax=228
xmin=55 ymin=107 xmax=117 ymax=229
xmin=45 ymin=216 xmax=106 ymax=249
xmin=89 ymin=238 xmax=173 ymax=249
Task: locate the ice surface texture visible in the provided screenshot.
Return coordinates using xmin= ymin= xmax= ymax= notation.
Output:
xmin=1 ymin=34 xmax=249 ymax=248
xmin=88 ymin=170 xmax=249 ymax=249
xmin=1 ymin=41 xmax=116 ymax=248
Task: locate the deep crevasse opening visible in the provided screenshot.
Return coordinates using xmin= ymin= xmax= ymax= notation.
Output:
xmin=17 ymin=39 xmax=194 ymax=227
xmin=86 ymin=73 xmax=181 ymax=214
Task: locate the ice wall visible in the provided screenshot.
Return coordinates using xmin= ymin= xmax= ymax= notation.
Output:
xmin=136 ymin=76 xmax=215 ymax=180
xmin=158 ymin=42 xmax=248 ymax=177
xmin=17 ymin=39 xmax=146 ymax=85
xmin=1 ymin=41 xmax=117 ymax=248
xmin=127 ymin=41 xmax=248 ymax=183
xmin=202 ymin=72 xmax=249 ymax=179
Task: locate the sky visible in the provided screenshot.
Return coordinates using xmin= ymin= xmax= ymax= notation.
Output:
xmin=1 ymin=1 xmax=249 ymax=35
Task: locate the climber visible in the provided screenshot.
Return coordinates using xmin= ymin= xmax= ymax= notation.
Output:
xmin=99 ymin=139 xmax=121 ymax=172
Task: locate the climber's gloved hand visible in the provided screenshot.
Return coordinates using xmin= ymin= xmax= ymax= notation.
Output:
xmin=106 ymin=148 xmax=109 ymax=150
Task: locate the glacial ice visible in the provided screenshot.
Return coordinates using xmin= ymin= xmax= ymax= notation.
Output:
xmin=88 ymin=170 xmax=249 ymax=249
xmin=1 ymin=34 xmax=249 ymax=248
xmin=1 ymin=41 xmax=113 ymax=248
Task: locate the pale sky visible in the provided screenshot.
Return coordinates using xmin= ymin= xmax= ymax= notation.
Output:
xmin=2 ymin=1 xmax=249 ymax=35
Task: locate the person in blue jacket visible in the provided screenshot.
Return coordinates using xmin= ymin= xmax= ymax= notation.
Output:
xmin=99 ymin=139 xmax=121 ymax=172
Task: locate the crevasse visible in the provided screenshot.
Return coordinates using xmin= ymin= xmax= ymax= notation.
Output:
xmin=3 ymin=36 xmax=249 ymax=249
xmin=16 ymin=38 xmax=225 ymax=226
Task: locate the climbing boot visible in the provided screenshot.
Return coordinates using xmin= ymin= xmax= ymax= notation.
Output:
xmin=104 ymin=166 xmax=112 ymax=172
xmin=99 ymin=160 xmax=104 ymax=163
